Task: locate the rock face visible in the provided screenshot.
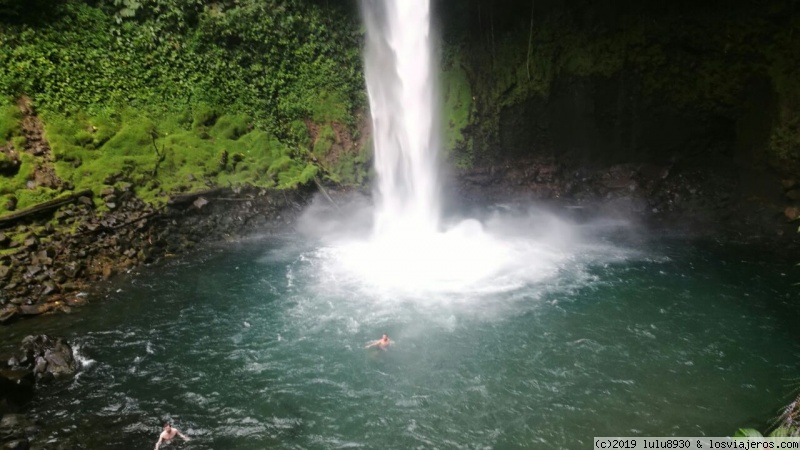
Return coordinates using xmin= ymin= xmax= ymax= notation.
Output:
xmin=0 ymin=185 xmax=313 ymax=323
xmin=448 ymin=156 xmax=799 ymax=242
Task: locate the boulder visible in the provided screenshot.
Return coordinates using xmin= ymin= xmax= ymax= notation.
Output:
xmin=16 ymin=336 xmax=78 ymax=381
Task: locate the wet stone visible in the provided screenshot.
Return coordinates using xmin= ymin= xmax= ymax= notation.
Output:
xmin=25 ymin=266 xmax=41 ymax=277
xmin=41 ymin=283 xmax=57 ymax=296
xmin=51 ymin=270 xmax=66 ymax=284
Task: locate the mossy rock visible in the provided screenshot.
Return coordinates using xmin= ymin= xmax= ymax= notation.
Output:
xmin=11 ymin=136 xmax=26 ymax=151
xmin=0 ymin=103 xmax=22 ymax=141
xmin=0 ymin=151 xmax=20 ymax=175
xmin=313 ymin=124 xmax=337 ymax=158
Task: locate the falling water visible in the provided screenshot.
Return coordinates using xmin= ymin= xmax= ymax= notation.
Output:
xmin=342 ymin=0 xmax=622 ymax=293
xmin=361 ymin=0 xmax=440 ymax=237
xmin=342 ymin=0 xmax=566 ymax=293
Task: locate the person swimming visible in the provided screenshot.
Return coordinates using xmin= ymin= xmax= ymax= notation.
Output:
xmin=154 ymin=422 xmax=190 ymax=449
xmin=365 ymin=334 xmax=392 ymax=350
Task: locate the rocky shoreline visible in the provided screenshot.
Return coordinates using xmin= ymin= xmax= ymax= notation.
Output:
xmin=0 ymin=182 xmax=314 ymax=324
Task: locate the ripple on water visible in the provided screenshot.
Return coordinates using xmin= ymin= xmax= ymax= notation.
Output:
xmin=3 ymin=231 xmax=798 ymax=449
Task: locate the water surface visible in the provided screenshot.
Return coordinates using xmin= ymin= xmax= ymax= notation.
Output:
xmin=1 ymin=226 xmax=798 ymax=449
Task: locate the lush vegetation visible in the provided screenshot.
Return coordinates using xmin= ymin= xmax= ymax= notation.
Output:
xmin=437 ymin=0 xmax=800 ymax=173
xmin=0 ymin=0 xmax=368 ymax=213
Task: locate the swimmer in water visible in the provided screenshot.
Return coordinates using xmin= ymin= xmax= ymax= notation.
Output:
xmin=154 ymin=422 xmax=190 ymax=449
xmin=365 ymin=334 xmax=392 ymax=350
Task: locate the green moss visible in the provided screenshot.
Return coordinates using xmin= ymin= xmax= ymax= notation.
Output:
xmin=0 ymin=102 xmax=22 ymax=141
xmin=209 ymin=114 xmax=249 ymax=141
xmin=313 ymin=124 xmax=336 ymax=158
xmin=288 ymin=120 xmax=311 ymax=149
xmin=0 ymin=152 xmax=36 ymax=196
xmin=191 ymin=104 xmax=218 ymax=130
xmin=11 ymin=136 xmax=26 ymax=151
xmin=268 ymin=155 xmax=293 ymax=175
xmin=18 ymin=103 xmax=324 ymax=210
xmin=277 ymin=161 xmax=318 ymax=188
xmin=441 ymin=61 xmax=473 ymax=165
xmin=326 ymin=146 xmax=369 ymax=185
xmin=14 ymin=187 xmax=61 ymax=210
xmin=310 ymin=90 xmax=349 ymax=123
xmin=74 ymin=129 xmax=94 ymax=147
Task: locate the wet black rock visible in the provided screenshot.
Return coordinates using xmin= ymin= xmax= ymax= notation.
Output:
xmin=16 ymin=336 xmax=78 ymax=382
xmin=0 ymin=414 xmax=36 ymax=449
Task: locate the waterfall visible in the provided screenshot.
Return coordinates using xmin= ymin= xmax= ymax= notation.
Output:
xmin=361 ymin=0 xmax=440 ymax=238
xmin=324 ymin=0 xmax=568 ymax=293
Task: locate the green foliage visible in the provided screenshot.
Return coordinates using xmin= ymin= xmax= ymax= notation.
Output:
xmin=313 ymin=124 xmax=336 ymax=158
xmin=734 ymin=427 xmax=795 ymax=438
xmin=191 ymin=103 xmax=218 ymax=130
xmin=325 ymin=146 xmax=369 ymax=185
xmin=310 ymin=90 xmax=349 ymax=123
xmin=11 ymin=135 xmax=25 ymax=151
xmin=0 ymin=0 xmax=366 ymax=210
xmin=441 ymin=57 xmax=473 ymax=168
xmin=734 ymin=428 xmax=765 ymax=438
xmin=209 ymin=113 xmax=249 ymax=141
xmin=288 ymin=119 xmax=310 ymax=149
xmin=0 ymin=0 xmax=363 ymax=139
xmin=447 ymin=4 xmax=800 ymax=169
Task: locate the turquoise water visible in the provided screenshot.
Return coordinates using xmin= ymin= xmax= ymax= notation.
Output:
xmin=1 ymin=221 xmax=798 ymax=449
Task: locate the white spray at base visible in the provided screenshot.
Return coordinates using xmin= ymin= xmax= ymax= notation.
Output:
xmin=295 ymin=0 xmax=635 ymax=295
